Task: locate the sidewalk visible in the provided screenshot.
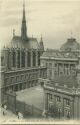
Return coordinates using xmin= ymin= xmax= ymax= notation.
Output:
xmin=0 ymin=107 xmax=19 ymax=123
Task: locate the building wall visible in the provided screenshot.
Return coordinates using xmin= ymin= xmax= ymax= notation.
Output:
xmin=44 ymin=87 xmax=80 ymax=119
xmin=41 ymin=58 xmax=78 ymax=80
xmin=1 ymin=48 xmax=43 ymax=71
xmin=1 ymin=67 xmax=47 ymax=92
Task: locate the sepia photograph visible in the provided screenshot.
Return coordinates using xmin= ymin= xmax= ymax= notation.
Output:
xmin=0 ymin=0 xmax=80 ymax=124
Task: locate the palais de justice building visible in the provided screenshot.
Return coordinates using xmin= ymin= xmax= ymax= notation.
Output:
xmin=1 ymin=2 xmax=47 ymax=100
xmin=40 ymin=37 xmax=80 ymax=119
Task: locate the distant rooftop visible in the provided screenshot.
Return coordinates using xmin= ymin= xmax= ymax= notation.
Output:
xmin=41 ymin=49 xmax=80 ymax=60
xmin=60 ymin=37 xmax=80 ymax=51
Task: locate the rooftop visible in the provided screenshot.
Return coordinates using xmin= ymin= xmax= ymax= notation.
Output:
xmin=41 ymin=49 xmax=80 ymax=60
xmin=10 ymin=36 xmax=39 ymax=49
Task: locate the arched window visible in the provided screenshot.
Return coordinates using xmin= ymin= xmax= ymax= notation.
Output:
xmin=21 ymin=51 xmax=25 ymax=67
xmin=33 ymin=51 xmax=36 ymax=67
xmin=1 ymin=56 xmax=4 ymax=66
xmin=17 ymin=50 xmax=20 ymax=68
xmin=38 ymin=51 xmax=41 ymax=66
xmin=13 ymin=51 xmax=16 ymax=67
xmin=27 ymin=51 xmax=31 ymax=67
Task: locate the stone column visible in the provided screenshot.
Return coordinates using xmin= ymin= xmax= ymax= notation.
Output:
xmin=64 ymin=63 xmax=65 ymax=75
xmin=10 ymin=50 xmax=13 ymax=68
xmin=20 ymin=50 xmax=22 ymax=68
xmin=73 ymin=96 xmax=80 ymax=119
xmin=31 ymin=50 xmax=33 ymax=67
xmin=67 ymin=64 xmax=69 ymax=75
xmin=52 ymin=62 xmax=54 ymax=79
xmin=16 ymin=50 xmax=18 ymax=69
xmin=58 ymin=63 xmax=59 ymax=76
xmin=4 ymin=49 xmax=8 ymax=70
xmin=69 ymin=63 xmax=71 ymax=75
xmin=36 ymin=51 xmax=38 ymax=67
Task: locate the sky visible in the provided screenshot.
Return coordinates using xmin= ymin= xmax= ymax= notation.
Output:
xmin=0 ymin=0 xmax=80 ymax=49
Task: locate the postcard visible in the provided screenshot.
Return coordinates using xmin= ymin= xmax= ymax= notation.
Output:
xmin=0 ymin=0 xmax=80 ymax=124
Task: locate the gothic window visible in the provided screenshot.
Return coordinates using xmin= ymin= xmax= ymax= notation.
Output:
xmin=33 ymin=51 xmax=36 ymax=67
xmin=21 ymin=51 xmax=25 ymax=67
xmin=7 ymin=51 xmax=10 ymax=69
xmin=13 ymin=51 xmax=16 ymax=67
xmin=1 ymin=56 xmax=4 ymax=66
xmin=38 ymin=51 xmax=40 ymax=66
xmin=27 ymin=51 xmax=31 ymax=67
xmin=17 ymin=50 xmax=20 ymax=68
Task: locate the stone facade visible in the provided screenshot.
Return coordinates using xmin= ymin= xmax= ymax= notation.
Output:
xmin=41 ymin=49 xmax=80 ymax=80
xmin=1 ymin=48 xmax=43 ymax=71
xmin=1 ymin=67 xmax=47 ymax=92
xmin=44 ymin=82 xmax=80 ymax=119
xmin=0 ymin=1 xmax=46 ymax=97
xmin=40 ymin=37 xmax=80 ymax=119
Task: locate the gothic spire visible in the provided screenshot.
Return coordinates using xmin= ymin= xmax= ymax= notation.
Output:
xmin=39 ymin=34 xmax=44 ymax=51
xmin=21 ymin=0 xmax=27 ymax=40
xmin=23 ymin=0 xmax=26 ymax=21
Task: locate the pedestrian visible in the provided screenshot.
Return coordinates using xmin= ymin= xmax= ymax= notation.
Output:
xmin=3 ymin=111 xmax=5 ymax=116
xmin=4 ymin=105 xmax=7 ymax=110
xmin=17 ymin=111 xmax=19 ymax=119
xmin=4 ymin=104 xmax=7 ymax=115
xmin=18 ymin=112 xmax=23 ymax=119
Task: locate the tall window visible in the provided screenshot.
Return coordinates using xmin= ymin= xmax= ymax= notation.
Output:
xmin=21 ymin=51 xmax=25 ymax=67
xmin=27 ymin=51 xmax=31 ymax=67
xmin=17 ymin=50 xmax=20 ymax=68
xmin=1 ymin=56 xmax=4 ymax=66
xmin=38 ymin=51 xmax=40 ymax=66
xmin=33 ymin=51 xmax=36 ymax=67
xmin=13 ymin=51 xmax=16 ymax=67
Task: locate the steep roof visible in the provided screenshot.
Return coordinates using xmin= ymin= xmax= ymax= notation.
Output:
xmin=10 ymin=36 xmax=39 ymax=49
